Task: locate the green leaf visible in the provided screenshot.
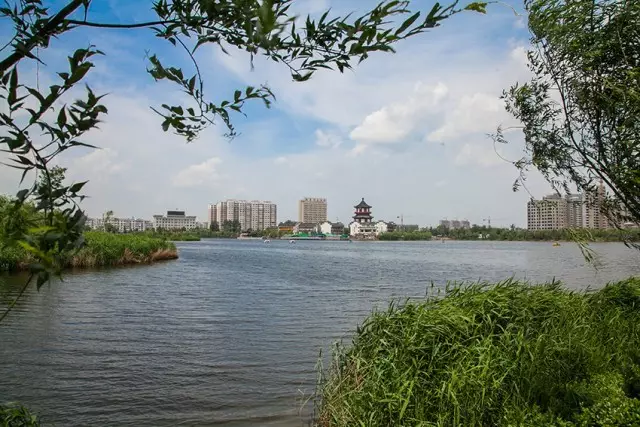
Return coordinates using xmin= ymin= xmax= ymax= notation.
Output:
xmin=57 ymin=107 xmax=67 ymax=128
xmin=36 ymin=271 xmax=50 ymax=290
xmin=8 ymin=67 xmax=18 ymax=105
xmin=464 ymin=2 xmax=488 ymax=13
xmin=68 ymin=181 xmax=87 ymax=193
xmin=16 ymin=189 xmax=29 ymax=201
xmin=395 ymin=12 xmax=421 ymax=35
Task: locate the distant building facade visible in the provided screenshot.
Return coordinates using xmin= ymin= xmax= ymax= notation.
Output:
xmin=298 ymin=197 xmax=327 ymax=224
xmin=527 ymin=195 xmax=568 ymax=230
xmin=375 ymin=221 xmax=390 ymax=235
xmin=527 ymin=183 xmax=609 ymax=230
xmin=440 ymin=219 xmax=471 ymax=230
xmin=293 ymin=222 xmax=316 ymax=234
xmin=209 ymin=200 xmax=277 ymax=231
xmin=153 ymin=210 xmax=197 ymax=230
xmin=86 ymin=217 xmax=153 ymax=232
xmin=318 ymin=221 xmax=346 ymax=235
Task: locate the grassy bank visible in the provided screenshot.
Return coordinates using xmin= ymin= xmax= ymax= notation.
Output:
xmin=0 ymin=232 xmax=177 ymax=272
xmin=138 ymin=230 xmax=201 ymax=241
xmin=316 ymin=278 xmax=640 ymax=426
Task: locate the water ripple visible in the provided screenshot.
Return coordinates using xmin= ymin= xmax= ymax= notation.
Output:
xmin=1 ymin=240 xmax=639 ymax=426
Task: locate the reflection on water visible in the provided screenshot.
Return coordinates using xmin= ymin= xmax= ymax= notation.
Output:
xmin=1 ymin=241 xmax=639 ymax=426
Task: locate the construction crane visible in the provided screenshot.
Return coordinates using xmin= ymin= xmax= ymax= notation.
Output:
xmin=396 ymin=214 xmax=414 ymax=231
xmin=483 ymin=216 xmax=508 ymax=227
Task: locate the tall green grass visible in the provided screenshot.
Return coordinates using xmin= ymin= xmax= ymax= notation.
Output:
xmin=316 ymin=278 xmax=640 ymax=426
xmin=136 ymin=230 xmax=201 ymax=241
xmin=67 ymin=231 xmax=178 ymax=267
xmin=0 ymin=232 xmax=177 ymax=271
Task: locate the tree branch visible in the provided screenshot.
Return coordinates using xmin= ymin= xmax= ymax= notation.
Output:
xmin=0 ymin=0 xmax=85 ymax=75
xmin=65 ymin=19 xmax=177 ymax=29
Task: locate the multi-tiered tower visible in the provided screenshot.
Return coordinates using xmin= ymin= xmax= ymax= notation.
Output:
xmin=353 ymin=198 xmax=373 ymax=224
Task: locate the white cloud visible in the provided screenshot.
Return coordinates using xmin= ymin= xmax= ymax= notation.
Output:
xmin=455 ymin=143 xmax=505 ymax=167
xmin=274 ymin=156 xmax=288 ymax=164
xmin=172 ymin=157 xmax=223 ymax=188
xmin=434 ymin=180 xmax=447 ymax=188
xmin=350 ymin=82 xmax=448 ymax=147
xmin=426 ymin=92 xmax=506 ymax=142
xmin=66 ymin=148 xmax=125 ymax=181
xmin=315 ymin=129 xmax=342 ymax=148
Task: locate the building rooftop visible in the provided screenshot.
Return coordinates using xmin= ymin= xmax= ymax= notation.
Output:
xmin=354 ymin=198 xmax=371 ymax=209
xmin=295 ymin=222 xmax=317 ymax=228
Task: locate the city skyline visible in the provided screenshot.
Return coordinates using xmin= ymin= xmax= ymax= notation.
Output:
xmin=0 ymin=0 xmax=554 ymax=228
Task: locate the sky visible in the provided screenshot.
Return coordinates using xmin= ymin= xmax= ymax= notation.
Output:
xmin=0 ymin=0 xmax=556 ymax=227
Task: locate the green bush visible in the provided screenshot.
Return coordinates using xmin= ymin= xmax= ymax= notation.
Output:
xmin=316 ymin=278 xmax=640 ymax=426
xmin=0 ymin=404 xmax=40 ymax=426
xmin=0 ymin=244 xmax=29 ymax=272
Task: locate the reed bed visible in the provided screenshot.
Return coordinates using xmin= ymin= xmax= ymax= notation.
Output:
xmin=316 ymin=278 xmax=640 ymax=426
xmin=67 ymin=232 xmax=178 ymax=267
xmin=0 ymin=232 xmax=177 ymax=272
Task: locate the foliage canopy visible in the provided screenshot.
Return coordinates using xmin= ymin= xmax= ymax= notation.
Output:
xmin=497 ymin=0 xmax=640 ymax=227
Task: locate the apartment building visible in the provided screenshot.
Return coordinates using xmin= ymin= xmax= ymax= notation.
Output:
xmin=528 ymin=184 xmax=609 ymax=230
xmin=153 ymin=210 xmax=197 ymax=230
xmin=298 ymin=197 xmax=327 ymax=224
xmin=86 ymin=217 xmax=154 ymax=232
xmin=209 ymin=199 xmax=277 ymax=231
xmin=439 ymin=219 xmax=471 ymax=230
xmin=527 ymin=195 xmax=569 ymax=230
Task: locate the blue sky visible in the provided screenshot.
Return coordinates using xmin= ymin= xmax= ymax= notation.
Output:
xmin=0 ymin=0 xmax=554 ymax=226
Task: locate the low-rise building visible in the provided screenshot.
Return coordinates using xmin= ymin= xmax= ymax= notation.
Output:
xmin=86 ymin=217 xmax=153 ymax=232
xmin=317 ymin=221 xmax=346 ymax=235
xmin=293 ymin=222 xmax=316 ymax=234
xmin=153 ymin=210 xmax=197 ymax=230
xmin=349 ymin=221 xmax=377 ymax=239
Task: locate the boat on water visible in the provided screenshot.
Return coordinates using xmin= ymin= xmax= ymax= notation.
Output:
xmin=553 ymin=242 xmax=561 ymax=247
xmin=264 ymin=239 xmax=271 ymax=244
xmin=289 ymin=240 xmax=296 ymax=244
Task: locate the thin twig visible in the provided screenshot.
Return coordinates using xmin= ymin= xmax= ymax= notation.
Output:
xmin=0 ymin=273 xmax=33 ymax=324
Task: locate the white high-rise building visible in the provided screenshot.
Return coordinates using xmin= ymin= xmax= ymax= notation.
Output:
xmin=209 ymin=200 xmax=277 ymax=231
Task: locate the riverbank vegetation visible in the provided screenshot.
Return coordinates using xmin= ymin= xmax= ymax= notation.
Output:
xmin=316 ymin=278 xmax=640 ymax=426
xmin=0 ymin=404 xmax=39 ymax=426
xmin=378 ymin=231 xmax=433 ymax=241
xmin=428 ymin=225 xmax=640 ymax=242
xmin=139 ymin=230 xmax=201 ymax=241
xmin=0 ymin=231 xmax=177 ymax=272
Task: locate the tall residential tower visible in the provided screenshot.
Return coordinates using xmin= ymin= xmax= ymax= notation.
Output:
xmin=208 ymin=200 xmax=277 ymax=231
xmin=298 ymin=197 xmax=327 ymax=224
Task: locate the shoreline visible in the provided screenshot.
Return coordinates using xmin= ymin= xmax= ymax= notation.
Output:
xmin=0 ymin=232 xmax=179 ymax=273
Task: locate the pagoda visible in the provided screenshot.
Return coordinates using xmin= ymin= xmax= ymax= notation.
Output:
xmin=353 ymin=198 xmax=373 ymax=224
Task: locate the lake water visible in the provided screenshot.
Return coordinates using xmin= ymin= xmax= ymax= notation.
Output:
xmin=1 ymin=240 xmax=639 ymax=426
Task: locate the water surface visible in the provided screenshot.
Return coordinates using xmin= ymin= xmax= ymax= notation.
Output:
xmin=1 ymin=240 xmax=639 ymax=426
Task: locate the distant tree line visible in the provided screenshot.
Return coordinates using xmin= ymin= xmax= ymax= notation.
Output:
xmin=429 ymin=225 xmax=640 ymax=242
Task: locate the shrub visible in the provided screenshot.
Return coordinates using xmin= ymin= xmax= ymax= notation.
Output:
xmin=0 ymin=404 xmax=40 ymax=426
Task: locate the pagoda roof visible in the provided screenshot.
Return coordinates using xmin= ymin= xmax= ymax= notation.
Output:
xmin=354 ymin=198 xmax=372 ymax=209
